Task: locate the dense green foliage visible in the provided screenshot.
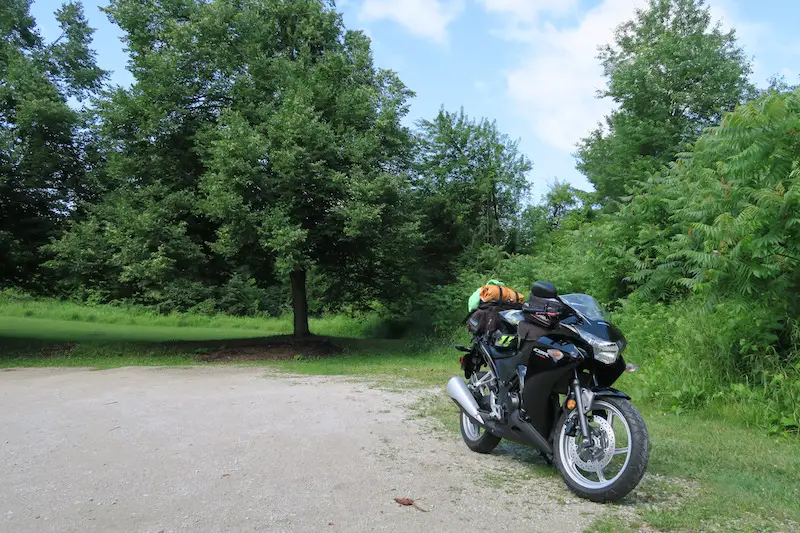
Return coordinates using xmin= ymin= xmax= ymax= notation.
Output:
xmin=629 ymin=90 xmax=800 ymax=307
xmin=413 ymin=107 xmax=531 ymax=278
xmin=2 ymin=0 xmax=799 ymax=432
xmin=44 ymin=0 xmax=423 ymax=335
xmin=577 ymin=0 xmax=753 ymax=205
xmin=1 ymin=0 xmax=105 ymax=289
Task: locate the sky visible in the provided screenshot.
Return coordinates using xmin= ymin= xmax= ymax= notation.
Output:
xmin=31 ymin=0 xmax=800 ymax=199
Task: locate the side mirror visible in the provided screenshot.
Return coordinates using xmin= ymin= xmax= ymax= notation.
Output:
xmin=531 ymin=281 xmax=557 ymax=299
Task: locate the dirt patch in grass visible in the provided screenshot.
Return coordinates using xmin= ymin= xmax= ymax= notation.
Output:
xmin=0 ymin=339 xmax=77 ymax=359
xmin=197 ymin=336 xmax=343 ymax=362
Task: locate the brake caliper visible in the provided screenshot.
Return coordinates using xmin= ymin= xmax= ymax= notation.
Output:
xmin=564 ymin=417 xmax=579 ymax=437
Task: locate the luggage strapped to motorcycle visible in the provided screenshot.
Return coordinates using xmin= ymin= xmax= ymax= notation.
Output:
xmin=466 ymin=300 xmax=523 ymax=337
xmin=480 ymin=285 xmax=524 ymax=307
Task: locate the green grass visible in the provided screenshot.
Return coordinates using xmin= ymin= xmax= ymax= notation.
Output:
xmin=636 ymin=409 xmax=800 ymax=532
xmin=0 ymin=292 xmax=380 ymax=337
xmin=1 ymin=300 xmax=798 ymax=532
xmin=0 ymin=316 xmax=275 ymax=342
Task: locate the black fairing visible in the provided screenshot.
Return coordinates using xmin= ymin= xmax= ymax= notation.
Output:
xmin=562 ymin=314 xmax=627 ymax=350
xmin=490 ymin=350 xmax=523 ymax=383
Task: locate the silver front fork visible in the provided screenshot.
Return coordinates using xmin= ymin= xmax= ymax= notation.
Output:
xmin=571 ymin=371 xmax=593 ymax=448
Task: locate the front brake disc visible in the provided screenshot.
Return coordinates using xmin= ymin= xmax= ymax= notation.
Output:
xmin=568 ymin=415 xmax=615 ymax=471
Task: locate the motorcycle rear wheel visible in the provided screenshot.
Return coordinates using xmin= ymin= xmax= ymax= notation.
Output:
xmin=459 ymin=371 xmax=502 ymax=454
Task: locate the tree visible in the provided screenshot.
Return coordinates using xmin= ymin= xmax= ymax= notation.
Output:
xmin=518 ymin=180 xmax=597 ymax=252
xmin=413 ymin=107 xmax=532 ymax=280
xmin=577 ymin=0 xmax=753 ymax=206
xmin=50 ymin=0 xmax=420 ymax=335
xmin=0 ymin=0 xmax=105 ymax=288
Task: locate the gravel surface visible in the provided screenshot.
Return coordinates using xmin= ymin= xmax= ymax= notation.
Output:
xmin=0 ymin=367 xmax=601 ymax=532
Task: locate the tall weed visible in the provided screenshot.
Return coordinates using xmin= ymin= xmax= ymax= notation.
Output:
xmin=615 ymin=296 xmax=800 ymax=433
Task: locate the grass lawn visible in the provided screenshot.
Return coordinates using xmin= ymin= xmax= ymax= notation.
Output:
xmin=0 ymin=294 xmax=381 ymax=337
xmin=1 ymin=309 xmax=798 ymax=532
xmin=0 ymin=316 xmax=274 ymax=342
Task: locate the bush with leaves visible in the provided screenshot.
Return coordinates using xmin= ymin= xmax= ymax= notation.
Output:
xmin=616 ymin=296 xmax=799 ymax=433
xmin=629 ymin=88 xmax=800 ymax=326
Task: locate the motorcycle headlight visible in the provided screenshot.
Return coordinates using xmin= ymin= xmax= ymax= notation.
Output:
xmin=578 ymin=330 xmax=620 ymax=365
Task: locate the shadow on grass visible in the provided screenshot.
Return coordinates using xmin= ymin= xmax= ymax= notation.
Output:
xmin=0 ymin=334 xmax=409 ymax=368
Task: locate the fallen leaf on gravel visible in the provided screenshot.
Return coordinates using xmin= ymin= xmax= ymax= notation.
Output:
xmin=394 ymin=498 xmax=428 ymax=512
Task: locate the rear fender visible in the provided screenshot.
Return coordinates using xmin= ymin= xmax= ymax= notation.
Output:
xmin=460 ymin=346 xmax=483 ymax=379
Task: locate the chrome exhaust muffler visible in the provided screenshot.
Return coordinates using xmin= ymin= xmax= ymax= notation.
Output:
xmin=446 ymin=376 xmax=484 ymax=424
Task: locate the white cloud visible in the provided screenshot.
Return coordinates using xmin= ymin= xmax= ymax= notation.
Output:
xmin=359 ymin=0 xmax=465 ymax=44
xmin=478 ymin=0 xmax=579 ymax=21
xmin=498 ymin=0 xmax=763 ymax=153
xmin=503 ymin=0 xmax=644 ymax=152
xmin=356 ymin=0 xmax=784 ymax=156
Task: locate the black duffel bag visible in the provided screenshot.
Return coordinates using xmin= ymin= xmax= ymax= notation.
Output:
xmin=467 ymin=301 xmax=522 ymax=337
xmin=521 ymin=295 xmax=571 ymax=329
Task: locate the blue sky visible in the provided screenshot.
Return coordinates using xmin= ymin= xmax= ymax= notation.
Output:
xmin=32 ymin=0 xmax=800 ymax=199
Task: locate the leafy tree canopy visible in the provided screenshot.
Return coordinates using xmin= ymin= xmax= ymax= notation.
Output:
xmin=518 ymin=180 xmax=597 ymax=253
xmin=0 ymin=0 xmax=105 ymax=289
xmin=629 ymin=88 xmax=800 ymax=315
xmin=413 ymin=107 xmax=532 ymax=280
xmin=577 ymin=0 xmax=754 ymax=206
xmin=49 ymin=0 xmax=420 ymax=335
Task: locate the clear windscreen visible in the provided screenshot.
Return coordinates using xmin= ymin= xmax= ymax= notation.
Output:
xmin=560 ymin=293 xmax=609 ymax=321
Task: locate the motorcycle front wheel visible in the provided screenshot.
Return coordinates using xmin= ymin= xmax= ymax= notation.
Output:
xmin=553 ymin=397 xmax=650 ymax=503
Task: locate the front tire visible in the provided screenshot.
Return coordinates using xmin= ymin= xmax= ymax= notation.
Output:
xmin=553 ymin=397 xmax=650 ymax=503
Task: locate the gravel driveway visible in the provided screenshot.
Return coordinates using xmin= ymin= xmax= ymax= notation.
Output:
xmin=0 ymin=367 xmax=600 ymax=532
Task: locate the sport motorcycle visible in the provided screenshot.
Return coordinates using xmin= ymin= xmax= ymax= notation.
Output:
xmin=446 ymin=281 xmax=650 ymax=502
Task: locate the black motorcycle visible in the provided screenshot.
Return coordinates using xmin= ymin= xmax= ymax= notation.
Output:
xmin=447 ymin=281 xmax=650 ymax=502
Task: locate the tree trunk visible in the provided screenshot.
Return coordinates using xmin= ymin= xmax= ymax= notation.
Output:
xmin=290 ymin=269 xmax=310 ymax=337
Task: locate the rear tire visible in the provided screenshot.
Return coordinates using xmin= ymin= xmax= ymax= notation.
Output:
xmin=460 ymin=411 xmax=501 ymax=454
xmin=459 ymin=371 xmax=502 ymax=454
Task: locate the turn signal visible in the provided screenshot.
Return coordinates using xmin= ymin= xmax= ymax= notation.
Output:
xmin=459 ymin=357 xmax=463 ymax=365
xmin=566 ymin=399 xmax=577 ymax=410
xmin=547 ymin=349 xmax=564 ymax=361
